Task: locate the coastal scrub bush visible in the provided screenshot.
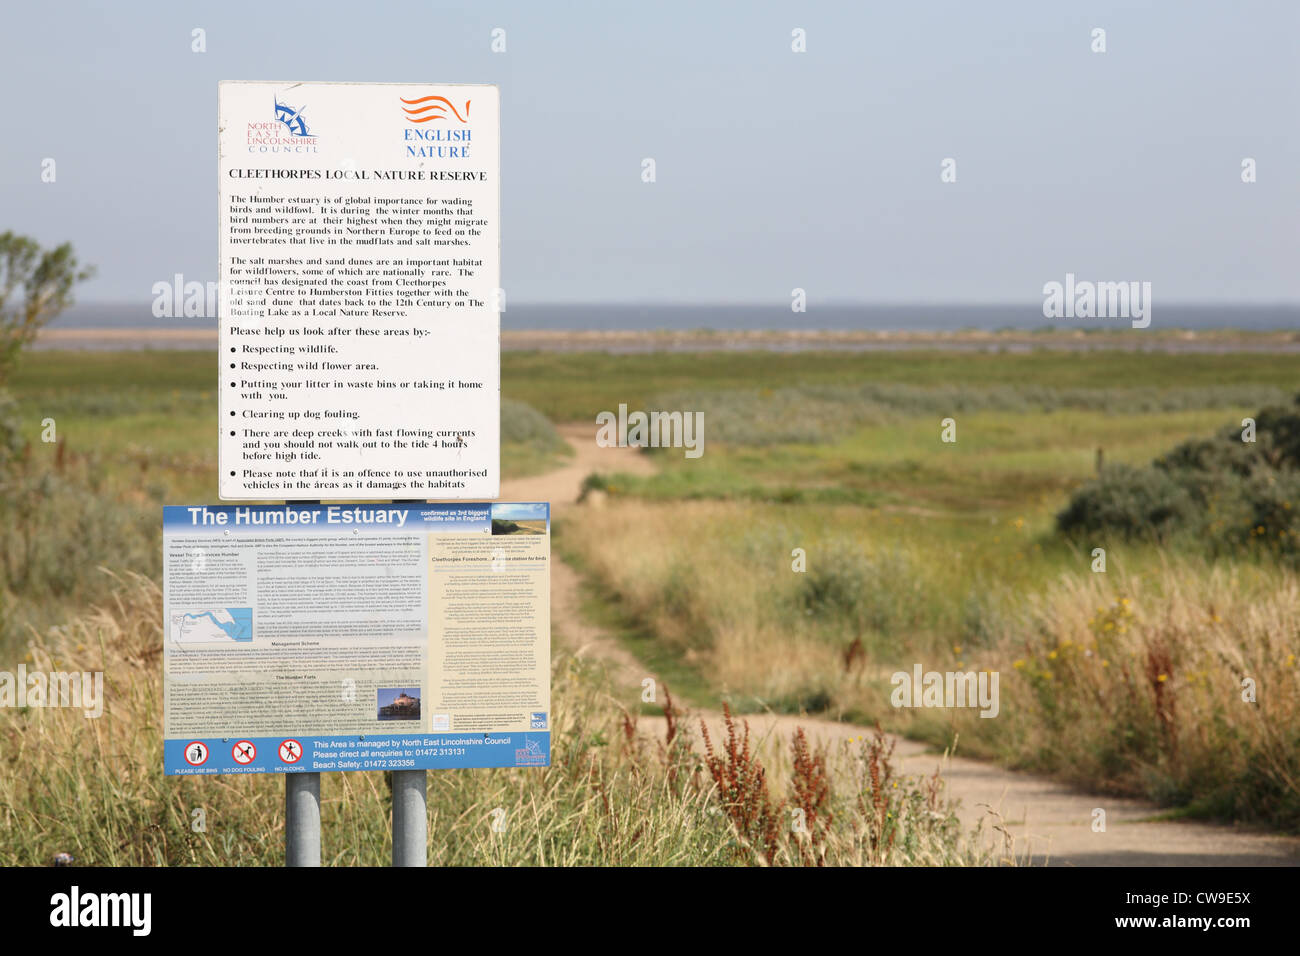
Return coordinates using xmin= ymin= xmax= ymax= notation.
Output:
xmin=1058 ymin=396 xmax=1300 ymax=562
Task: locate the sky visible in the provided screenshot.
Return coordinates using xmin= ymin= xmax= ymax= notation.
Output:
xmin=1 ymin=0 xmax=1296 ymax=306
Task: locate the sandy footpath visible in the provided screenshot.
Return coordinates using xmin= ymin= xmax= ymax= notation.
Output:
xmin=506 ymin=425 xmax=1300 ymax=866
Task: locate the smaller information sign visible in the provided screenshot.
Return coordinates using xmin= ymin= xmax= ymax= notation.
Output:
xmin=162 ymin=502 xmax=550 ymax=774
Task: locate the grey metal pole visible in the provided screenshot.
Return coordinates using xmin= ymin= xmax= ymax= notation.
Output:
xmin=286 ymin=772 xmax=321 ymax=866
xmin=390 ymin=499 xmax=429 ymax=867
xmin=392 ymin=769 xmax=427 ymax=866
xmin=381 ymin=502 xmax=429 ymax=867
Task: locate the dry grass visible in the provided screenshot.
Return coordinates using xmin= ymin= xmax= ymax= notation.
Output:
xmin=560 ymin=498 xmax=1300 ymax=829
xmin=0 ymin=572 xmax=998 ymax=866
xmin=976 ymin=561 xmax=1300 ymax=825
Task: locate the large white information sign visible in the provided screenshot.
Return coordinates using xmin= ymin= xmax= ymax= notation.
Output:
xmin=218 ymin=81 xmax=500 ymax=500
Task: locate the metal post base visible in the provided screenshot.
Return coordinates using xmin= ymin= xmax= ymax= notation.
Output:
xmin=286 ymin=772 xmax=321 ymax=867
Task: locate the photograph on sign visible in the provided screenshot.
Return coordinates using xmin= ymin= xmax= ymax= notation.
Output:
xmin=162 ymin=503 xmax=549 ymax=774
xmin=218 ymin=81 xmax=500 ymax=500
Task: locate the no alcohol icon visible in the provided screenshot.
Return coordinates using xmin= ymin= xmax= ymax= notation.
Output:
xmin=278 ymin=739 xmax=302 ymax=764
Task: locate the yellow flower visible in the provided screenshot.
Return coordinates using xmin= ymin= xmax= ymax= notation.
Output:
xmin=1101 ymin=660 xmax=1110 ymax=668
xmin=1013 ymin=659 xmax=1025 ymax=669
xmin=1048 ymin=650 xmax=1058 ymax=660
xmin=1013 ymin=517 xmax=1024 ymax=530
xmin=952 ymin=645 xmax=962 ymax=655
xmin=1040 ymin=671 xmax=1053 ymax=680
xmin=1157 ymin=674 xmax=1168 ymax=683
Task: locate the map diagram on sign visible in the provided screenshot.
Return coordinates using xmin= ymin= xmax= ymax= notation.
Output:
xmin=169 ymin=608 xmax=253 ymax=644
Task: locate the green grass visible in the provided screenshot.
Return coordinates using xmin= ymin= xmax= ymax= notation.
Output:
xmin=499 ymin=348 xmax=1300 ymax=422
xmin=6 ymin=346 xmax=1300 ymax=836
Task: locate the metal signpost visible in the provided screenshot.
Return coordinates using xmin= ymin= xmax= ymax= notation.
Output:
xmin=161 ymin=81 xmax=541 ymax=868
xmin=285 ymin=772 xmax=321 ymax=867
xmin=391 ymin=769 xmax=428 ymax=866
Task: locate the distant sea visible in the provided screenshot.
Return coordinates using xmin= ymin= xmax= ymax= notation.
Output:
xmin=48 ymin=302 xmax=1300 ymax=332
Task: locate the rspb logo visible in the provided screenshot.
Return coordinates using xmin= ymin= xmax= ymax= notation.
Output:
xmin=401 ymin=94 xmax=471 ymax=159
xmin=515 ymin=738 xmax=546 ymax=766
xmin=530 ymin=712 xmax=547 ymax=729
xmin=246 ymin=95 xmax=319 ymax=154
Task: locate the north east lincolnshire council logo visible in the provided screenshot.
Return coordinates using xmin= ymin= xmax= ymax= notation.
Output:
xmin=273 ymin=97 xmax=312 ymax=137
xmin=247 ymin=96 xmax=319 ymax=153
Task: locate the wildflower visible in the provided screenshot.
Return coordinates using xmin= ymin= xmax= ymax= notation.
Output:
xmin=1101 ymin=660 xmax=1110 ymax=668
xmin=952 ymin=645 xmax=962 ymax=655
xmin=1157 ymin=674 xmax=1168 ymax=683
xmin=1013 ymin=659 xmax=1025 ymax=669
xmin=1048 ymin=651 xmax=1058 ymax=660
xmin=1013 ymin=517 xmax=1024 ymax=530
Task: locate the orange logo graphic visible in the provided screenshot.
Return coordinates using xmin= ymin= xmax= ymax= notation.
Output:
xmin=401 ymin=95 xmax=470 ymax=124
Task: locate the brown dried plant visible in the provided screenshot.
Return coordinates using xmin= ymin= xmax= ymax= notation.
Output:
xmin=789 ymin=727 xmax=833 ymax=865
xmin=700 ymin=703 xmax=784 ymax=864
xmin=856 ymin=722 xmax=898 ymax=863
xmin=1144 ymin=636 xmax=1178 ymax=758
